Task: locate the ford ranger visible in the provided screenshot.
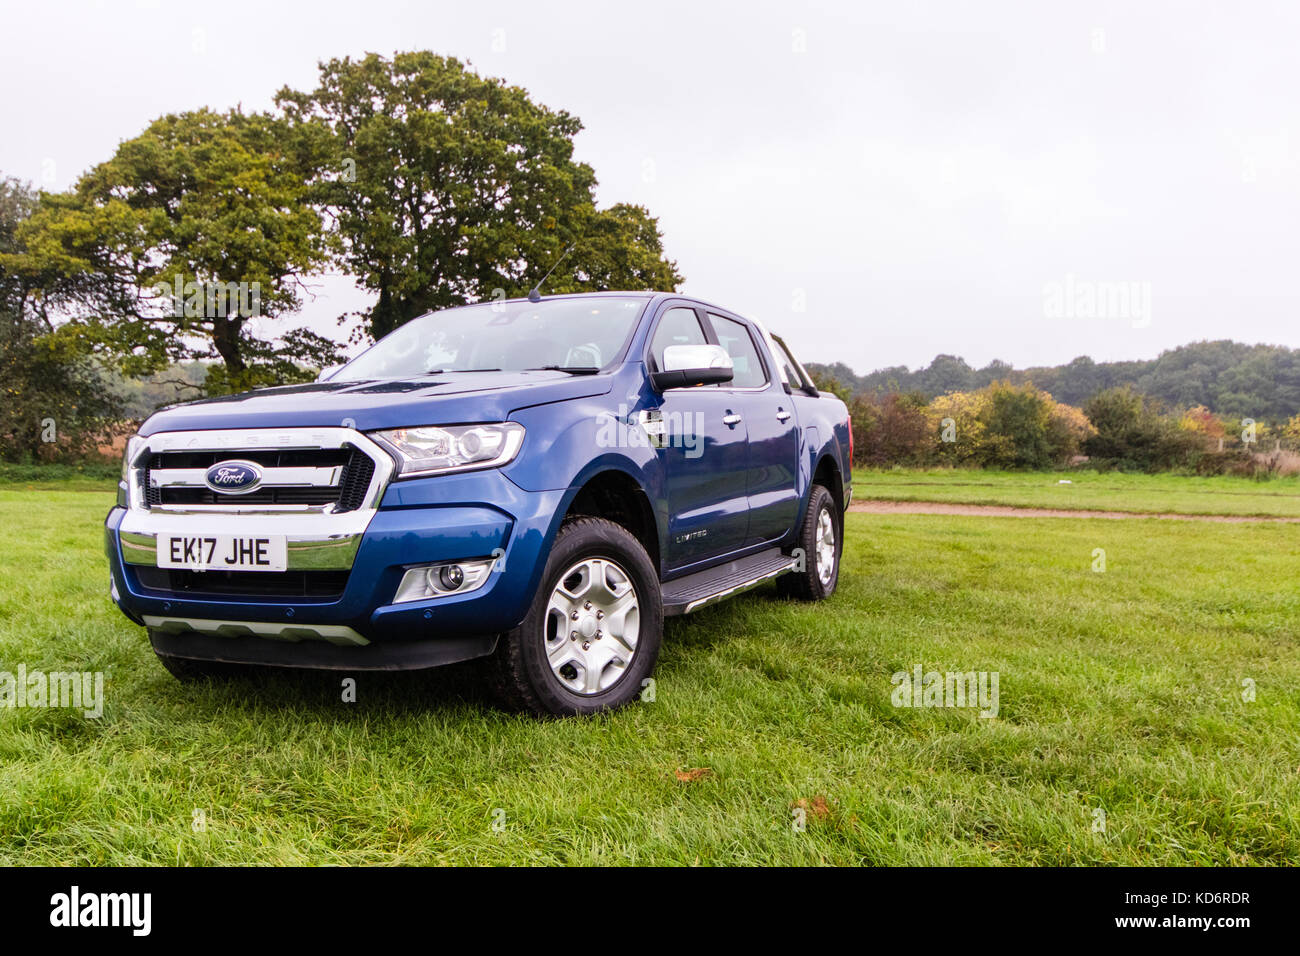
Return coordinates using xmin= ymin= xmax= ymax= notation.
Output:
xmin=105 ymin=292 xmax=852 ymax=716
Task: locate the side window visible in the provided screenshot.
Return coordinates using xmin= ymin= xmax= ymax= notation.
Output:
xmin=771 ymin=336 xmax=803 ymax=389
xmin=650 ymin=307 xmax=706 ymax=371
xmin=708 ymin=314 xmax=767 ymax=388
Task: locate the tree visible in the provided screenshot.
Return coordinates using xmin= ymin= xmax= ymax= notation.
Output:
xmin=8 ymin=109 xmax=337 ymax=391
xmin=276 ymin=52 xmax=681 ymax=341
xmin=560 ymin=203 xmax=682 ymax=295
xmin=917 ymin=354 xmax=973 ymax=395
xmin=0 ymin=178 xmax=122 ymax=461
xmin=810 ymin=368 xmax=851 ymax=403
xmin=809 ymin=362 xmax=862 ymax=396
xmin=0 ymin=177 xmax=38 ymax=314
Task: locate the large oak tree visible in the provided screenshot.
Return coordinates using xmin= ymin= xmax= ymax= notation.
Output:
xmin=277 ymin=52 xmax=681 ymax=340
xmin=10 ymin=108 xmax=338 ymax=391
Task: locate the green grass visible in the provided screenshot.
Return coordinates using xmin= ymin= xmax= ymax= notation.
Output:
xmin=1 ymin=484 xmax=1298 ymax=864
xmin=854 ymin=468 xmax=1300 ymax=517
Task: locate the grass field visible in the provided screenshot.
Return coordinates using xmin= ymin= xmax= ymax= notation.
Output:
xmin=854 ymin=468 xmax=1300 ymax=517
xmin=1 ymin=481 xmax=1298 ymax=865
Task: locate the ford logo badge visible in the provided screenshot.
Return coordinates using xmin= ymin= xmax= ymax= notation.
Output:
xmin=204 ymin=460 xmax=263 ymax=495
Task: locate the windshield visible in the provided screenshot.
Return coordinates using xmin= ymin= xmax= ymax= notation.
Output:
xmin=332 ymin=296 xmax=649 ymax=381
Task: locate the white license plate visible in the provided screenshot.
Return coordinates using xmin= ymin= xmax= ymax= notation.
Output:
xmin=158 ymin=534 xmax=287 ymax=572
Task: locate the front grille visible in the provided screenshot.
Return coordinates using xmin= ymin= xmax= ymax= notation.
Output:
xmin=337 ymin=454 xmax=375 ymax=512
xmin=143 ymin=446 xmax=376 ymax=511
xmin=134 ymin=567 xmax=349 ymax=601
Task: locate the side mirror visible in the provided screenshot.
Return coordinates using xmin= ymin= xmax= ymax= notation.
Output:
xmin=651 ymin=344 xmax=734 ymax=391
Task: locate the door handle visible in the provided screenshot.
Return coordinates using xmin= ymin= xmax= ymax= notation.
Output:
xmin=722 ymin=413 xmax=742 ymax=427
xmin=776 ymin=409 xmax=791 ymax=423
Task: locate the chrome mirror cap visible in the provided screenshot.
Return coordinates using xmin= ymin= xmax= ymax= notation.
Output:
xmin=661 ymin=344 xmax=732 ymax=373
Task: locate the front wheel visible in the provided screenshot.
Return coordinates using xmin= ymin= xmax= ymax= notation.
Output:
xmin=778 ymin=484 xmax=842 ymax=601
xmin=486 ymin=516 xmax=663 ymax=717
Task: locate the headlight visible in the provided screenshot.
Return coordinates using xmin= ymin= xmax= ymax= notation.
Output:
xmin=119 ymin=434 xmax=144 ymax=507
xmin=121 ymin=434 xmax=144 ymax=481
xmin=370 ymin=423 xmax=526 ymax=478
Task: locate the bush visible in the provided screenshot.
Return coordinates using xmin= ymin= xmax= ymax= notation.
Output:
xmin=926 ymin=390 xmax=988 ymax=467
xmin=839 ymin=377 xmax=1283 ymax=475
xmin=1081 ymin=386 xmax=1204 ymax=471
xmin=850 ymin=391 xmax=930 ymax=466
xmin=980 ymin=381 xmax=1059 ymax=469
xmin=922 ymin=381 xmax=1089 ymax=469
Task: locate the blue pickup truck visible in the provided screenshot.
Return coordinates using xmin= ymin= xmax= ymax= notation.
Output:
xmin=105 ymin=292 xmax=852 ymax=715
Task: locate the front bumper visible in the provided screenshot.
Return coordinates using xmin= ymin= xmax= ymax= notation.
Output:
xmin=147 ymin=626 xmax=500 ymax=672
xmin=107 ymin=467 xmax=565 ymax=669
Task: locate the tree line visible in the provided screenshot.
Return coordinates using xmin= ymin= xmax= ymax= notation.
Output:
xmin=808 ymin=339 xmax=1300 ymax=422
xmin=0 ymin=51 xmax=680 ymax=462
xmin=811 ymin=373 xmax=1300 ymax=475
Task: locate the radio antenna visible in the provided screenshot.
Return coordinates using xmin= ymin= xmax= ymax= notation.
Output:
xmin=528 ymin=243 xmax=576 ymax=303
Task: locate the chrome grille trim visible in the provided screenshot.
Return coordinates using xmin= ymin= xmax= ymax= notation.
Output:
xmin=148 ymin=465 xmax=344 ymax=489
xmin=117 ymin=427 xmax=394 ymax=572
xmin=126 ymin=427 xmax=392 ymax=515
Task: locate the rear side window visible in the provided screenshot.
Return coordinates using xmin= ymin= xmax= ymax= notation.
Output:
xmin=770 ymin=336 xmax=804 ymax=389
xmin=650 ymin=307 xmax=707 ymax=371
xmin=708 ymin=314 xmax=767 ymax=388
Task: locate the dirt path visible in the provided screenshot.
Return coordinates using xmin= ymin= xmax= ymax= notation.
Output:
xmin=849 ymin=499 xmax=1300 ymax=523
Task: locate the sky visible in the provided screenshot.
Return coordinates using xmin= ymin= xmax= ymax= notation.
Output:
xmin=2 ymin=0 xmax=1298 ymax=374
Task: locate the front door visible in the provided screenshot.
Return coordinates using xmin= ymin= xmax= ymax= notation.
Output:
xmin=646 ymin=304 xmax=751 ymax=569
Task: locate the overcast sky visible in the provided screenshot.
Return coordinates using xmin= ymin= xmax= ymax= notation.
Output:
xmin=3 ymin=0 xmax=1297 ymax=373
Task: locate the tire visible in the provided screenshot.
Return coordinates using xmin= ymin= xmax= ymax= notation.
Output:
xmin=777 ymin=484 xmax=842 ymax=601
xmin=486 ymin=516 xmax=663 ymax=717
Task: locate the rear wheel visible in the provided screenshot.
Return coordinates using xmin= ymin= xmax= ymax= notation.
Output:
xmin=778 ymin=483 xmax=842 ymax=601
xmin=486 ymin=516 xmax=663 ymax=716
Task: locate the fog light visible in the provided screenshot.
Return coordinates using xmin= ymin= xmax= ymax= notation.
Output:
xmin=393 ymin=557 xmax=497 ymax=604
xmin=437 ymin=564 xmax=465 ymax=591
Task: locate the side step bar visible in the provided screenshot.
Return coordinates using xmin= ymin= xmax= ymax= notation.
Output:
xmin=662 ymin=548 xmax=799 ymax=616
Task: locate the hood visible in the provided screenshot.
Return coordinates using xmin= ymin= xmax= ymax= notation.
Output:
xmin=140 ymin=369 xmax=614 ymax=435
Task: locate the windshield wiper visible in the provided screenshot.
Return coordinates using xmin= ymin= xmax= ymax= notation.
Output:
xmin=421 ymin=368 xmax=502 ymax=375
xmin=526 ymin=366 xmax=601 ymax=375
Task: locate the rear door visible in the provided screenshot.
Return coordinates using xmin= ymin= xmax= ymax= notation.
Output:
xmin=704 ymin=312 xmax=801 ymax=546
xmin=646 ymin=303 xmax=751 ymax=569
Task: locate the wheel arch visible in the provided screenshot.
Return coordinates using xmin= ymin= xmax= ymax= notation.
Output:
xmin=559 ymin=467 xmax=662 ymax=574
xmin=812 ymin=451 xmax=845 ymax=515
